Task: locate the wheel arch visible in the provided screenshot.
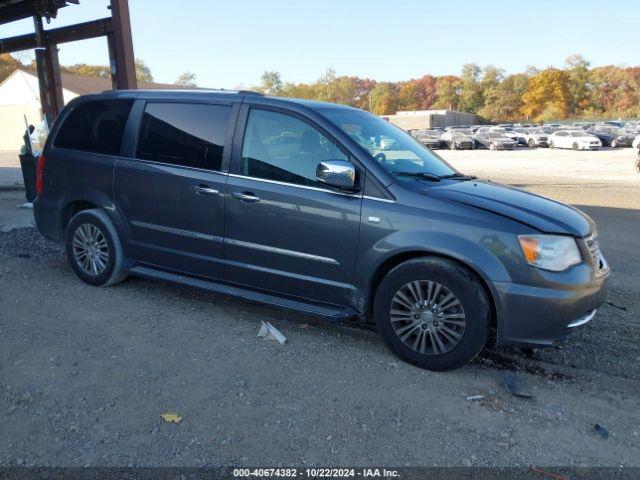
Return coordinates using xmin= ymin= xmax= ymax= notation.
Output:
xmin=58 ymin=189 xmax=131 ymax=247
xmin=366 ymin=249 xmax=500 ymax=342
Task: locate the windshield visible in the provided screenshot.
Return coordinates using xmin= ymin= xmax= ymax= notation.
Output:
xmin=570 ymin=131 xmax=587 ymax=137
xmin=319 ymin=108 xmax=455 ymax=177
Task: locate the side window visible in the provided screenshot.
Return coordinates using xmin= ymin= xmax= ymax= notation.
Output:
xmin=54 ymin=99 xmax=133 ymax=155
xmin=241 ymin=109 xmax=347 ymax=187
xmin=136 ymin=103 xmax=231 ymax=171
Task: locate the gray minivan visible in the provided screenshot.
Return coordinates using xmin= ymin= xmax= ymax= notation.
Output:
xmin=34 ymin=90 xmax=609 ymax=371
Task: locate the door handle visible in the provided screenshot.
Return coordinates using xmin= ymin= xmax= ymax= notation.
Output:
xmin=231 ymin=191 xmax=261 ymax=203
xmin=191 ymin=185 xmax=219 ymax=196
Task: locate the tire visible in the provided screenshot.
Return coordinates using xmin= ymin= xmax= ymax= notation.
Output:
xmin=489 ymin=142 xmax=496 ymax=151
xmin=572 ymin=142 xmax=579 ymax=151
xmin=549 ymin=140 xmax=554 ymax=149
xmin=610 ymin=139 xmax=618 ymax=148
xmin=373 ymin=257 xmax=490 ymax=372
xmin=636 ymin=154 xmax=640 ymax=173
xmin=528 ymin=138 xmax=536 ymax=148
xmin=449 ymin=142 xmax=457 ymax=150
xmin=65 ymin=209 xmax=126 ymax=287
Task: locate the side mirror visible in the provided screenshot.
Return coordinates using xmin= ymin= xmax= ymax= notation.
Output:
xmin=316 ymin=160 xmax=356 ymax=190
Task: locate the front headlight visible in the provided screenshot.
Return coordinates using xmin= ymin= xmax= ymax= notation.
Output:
xmin=518 ymin=235 xmax=582 ymax=272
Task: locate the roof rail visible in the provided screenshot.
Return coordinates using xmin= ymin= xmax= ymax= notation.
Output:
xmin=100 ymin=88 xmax=264 ymax=95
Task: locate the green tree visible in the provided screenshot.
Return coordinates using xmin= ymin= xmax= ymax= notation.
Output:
xmin=258 ymin=70 xmax=284 ymax=95
xmin=369 ymin=82 xmax=398 ymax=115
xmin=479 ymin=73 xmax=527 ymax=122
xmin=433 ymin=75 xmax=460 ymax=110
xmin=457 ymin=63 xmax=484 ymax=113
xmin=175 ymin=71 xmax=197 ymax=87
xmin=62 ymin=63 xmax=110 ymax=78
xmin=565 ymin=54 xmax=591 ymax=115
xmin=135 ymin=58 xmax=153 ymax=83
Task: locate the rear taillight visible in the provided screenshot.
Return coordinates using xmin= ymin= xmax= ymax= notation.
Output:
xmin=36 ymin=154 xmax=46 ymax=195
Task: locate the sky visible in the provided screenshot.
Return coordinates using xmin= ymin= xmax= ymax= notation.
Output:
xmin=1 ymin=0 xmax=639 ymax=89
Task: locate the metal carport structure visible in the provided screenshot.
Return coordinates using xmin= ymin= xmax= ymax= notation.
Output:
xmin=0 ymin=0 xmax=137 ymax=125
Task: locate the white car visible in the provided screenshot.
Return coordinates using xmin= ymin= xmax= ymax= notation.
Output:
xmin=514 ymin=127 xmax=549 ymax=148
xmin=548 ymin=130 xmax=601 ymax=150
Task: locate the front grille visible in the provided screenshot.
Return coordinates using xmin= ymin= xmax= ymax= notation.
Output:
xmin=585 ymin=233 xmax=609 ymax=275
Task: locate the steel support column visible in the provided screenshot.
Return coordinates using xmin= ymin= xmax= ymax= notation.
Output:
xmin=108 ymin=0 xmax=136 ymax=90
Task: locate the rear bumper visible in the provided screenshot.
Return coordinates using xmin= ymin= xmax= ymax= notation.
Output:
xmin=493 ymin=273 xmax=609 ymax=348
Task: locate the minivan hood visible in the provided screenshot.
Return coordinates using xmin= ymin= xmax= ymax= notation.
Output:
xmin=426 ymin=180 xmax=593 ymax=236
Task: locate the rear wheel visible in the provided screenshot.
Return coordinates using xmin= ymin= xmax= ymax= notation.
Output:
xmin=449 ymin=142 xmax=457 ymax=150
xmin=549 ymin=140 xmax=555 ymax=149
xmin=374 ymin=257 xmax=490 ymax=371
xmin=610 ymin=139 xmax=618 ymax=148
xmin=572 ymin=142 xmax=579 ymax=150
xmin=489 ymin=142 xmax=496 ymax=151
xmin=65 ymin=209 xmax=126 ymax=287
xmin=528 ymin=138 xmax=536 ymax=148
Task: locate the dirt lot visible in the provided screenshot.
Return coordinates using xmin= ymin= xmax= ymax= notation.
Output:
xmin=0 ymin=147 xmax=639 ymax=468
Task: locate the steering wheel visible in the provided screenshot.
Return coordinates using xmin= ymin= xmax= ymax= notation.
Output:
xmin=374 ymin=152 xmax=387 ymax=163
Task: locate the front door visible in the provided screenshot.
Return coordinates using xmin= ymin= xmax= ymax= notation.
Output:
xmin=224 ymin=107 xmax=363 ymax=306
xmin=114 ymin=101 xmax=235 ymax=280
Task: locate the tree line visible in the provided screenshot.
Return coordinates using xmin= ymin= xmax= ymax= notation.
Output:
xmin=2 ymin=53 xmax=638 ymax=122
xmin=255 ymin=55 xmax=640 ymax=122
xmin=0 ymin=54 xmax=197 ymax=87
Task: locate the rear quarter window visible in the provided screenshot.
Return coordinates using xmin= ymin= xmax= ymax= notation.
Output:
xmin=54 ymin=99 xmax=133 ymax=155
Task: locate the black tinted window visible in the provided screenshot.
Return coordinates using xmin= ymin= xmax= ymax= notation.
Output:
xmin=55 ymin=99 xmax=132 ymax=155
xmin=241 ymin=109 xmax=347 ymax=187
xmin=136 ymin=103 xmax=230 ymax=171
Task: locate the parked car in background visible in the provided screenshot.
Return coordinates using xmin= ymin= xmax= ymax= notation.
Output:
xmin=409 ymin=129 xmax=443 ymax=149
xmin=515 ymin=127 xmax=549 ymax=148
xmin=587 ymin=125 xmax=634 ymax=148
xmin=548 ymin=130 xmax=601 ymax=150
xmin=440 ymin=128 xmax=475 ymax=150
xmin=599 ymin=120 xmax=624 ymax=128
xmin=475 ymin=131 xmax=517 ymax=150
xmin=34 ymin=90 xmax=610 ymax=372
xmin=572 ymin=122 xmax=594 ymax=130
xmin=622 ymin=121 xmax=640 ymax=135
xmin=543 ymin=123 xmax=564 ymax=133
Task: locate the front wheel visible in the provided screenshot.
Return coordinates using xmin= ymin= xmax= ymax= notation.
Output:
xmin=65 ymin=209 xmax=127 ymax=287
xmin=610 ymin=139 xmax=618 ymax=148
xmin=374 ymin=257 xmax=490 ymax=371
xmin=572 ymin=142 xmax=579 ymax=151
xmin=528 ymin=138 xmax=536 ymax=148
xmin=549 ymin=140 xmax=554 ymax=149
xmin=489 ymin=142 xmax=496 ymax=151
xmin=449 ymin=142 xmax=457 ymax=150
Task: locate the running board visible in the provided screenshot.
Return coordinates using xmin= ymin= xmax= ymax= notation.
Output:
xmin=128 ymin=266 xmax=359 ymax=321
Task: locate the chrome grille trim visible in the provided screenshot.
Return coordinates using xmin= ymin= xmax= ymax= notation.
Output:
xmin=584 ymin=232 xmax=609 ymax=276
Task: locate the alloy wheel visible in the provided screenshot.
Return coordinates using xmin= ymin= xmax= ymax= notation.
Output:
xmin=390 ymin=280 xmax=466 ymax=355
xmin=72 ymin=223 xmax=109 ymax=276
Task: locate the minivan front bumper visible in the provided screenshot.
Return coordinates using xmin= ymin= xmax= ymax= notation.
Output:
xmin=492 ymin=271 xmax=609 ymax=348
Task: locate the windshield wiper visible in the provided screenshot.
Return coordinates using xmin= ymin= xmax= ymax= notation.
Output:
xmin=393 ymin=171 xmax=442 ymax=182
xmin=438 ymin=173 xmax=477 ymax=181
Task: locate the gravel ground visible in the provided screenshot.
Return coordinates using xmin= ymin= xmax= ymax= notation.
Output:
xmin=1 ymin=148 xmax=639 ymax=467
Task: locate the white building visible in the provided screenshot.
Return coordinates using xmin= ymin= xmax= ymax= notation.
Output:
xmin=0 ymin=68 xmax=179 ymax=151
